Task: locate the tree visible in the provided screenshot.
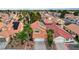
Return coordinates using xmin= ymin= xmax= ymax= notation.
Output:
xmin=75 ymin=35 xmax=79 ymax=43
xmin=29 ymin=11 xmax=41 ymax=24
xmin=73 ymin=10 xmax=79 ymax=16
xmin=12 ymin=22 xmax=33 ymax=45
xmin=47 ymin=29 xmax=54 ymax=47
xmin=18 ymin=14 xmax=24 ymax=21
xmin=60 ymin=10 xmax=69 ymax=18
xmin=36 ymin=12 xmax=41 ymax=20
xmin=16 ymin=31 xmax=29 ymax=45
xmin=23 ymin=23 xmax=33 ymax=40
xmin=49 ymin=10 xmax=56 ymax=12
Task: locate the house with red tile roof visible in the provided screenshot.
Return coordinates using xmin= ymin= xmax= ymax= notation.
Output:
xmin=42 ymin=13 xmax=73 ymax=41
xmin=1 ymin=14 xmax=9 ymax=20
xmin=52 ymin=12 xmax=61 ymax=17
xmin=0 ymin=21 xmax=23 ymax=41
xmin=65 ymin=14 xmax=75 ymax=19
xmin=30 ymin=21 xmax=47 ymax=39
xmin=44 ymin=18 xmax=53 ymax=25
xmin=43 ymin=15 xmax=57 ymax=25
xmin=66 ymin=24 xmax=79 ymax=36
xmin=46 ymin=22 xmax=73 ymax=42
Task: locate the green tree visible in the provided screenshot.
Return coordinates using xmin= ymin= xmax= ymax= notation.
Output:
xmin=60 ymin=10 xmax=69 ymax=18
xmin=29 ymin=12 xmax=36 ymax=24
xmin=23 ymin=23 xmax=33 ymax=40
xmin=16 ymin=31 xmax=29 ymax=45
xmin=18 ymin=14 xmax=24 ymax=21
xmin=15 ymin=23 xmax=33 ymax=45
xmin=29 ymin=11 xmax=41 ymax=24
xmin=36 ymin=12 xmax=41 ymax=20
xmin=75 ymin=35 xmax=79 ymax=43
xmin=47 ymin=29 xmax=54 ymax=47
xmin=73 ymin=10 xmax=79 ymax=16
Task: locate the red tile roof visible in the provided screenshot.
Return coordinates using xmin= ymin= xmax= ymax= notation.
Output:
xmin=0 ymin=21 xmax=23 ymax=38
xmin=30 ymin=21 xmax=47 ymax=39
xmin=44 ymin=18 xmax=53 ymax=24
xmin=30 ymin=21 xmax=39 ymax=29
xmin=31 ymin=21 xmax=46 ymax=30
xmin=66 ymin=24 xmax=79 ymax=35
xmin=46 ymin=22 xmax=73 ymax=39
xmin=55 ymin=25 xmax=73 ymax=39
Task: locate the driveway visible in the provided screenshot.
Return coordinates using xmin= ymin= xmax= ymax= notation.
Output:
xmin=55 ymin=43 xmax=67 ymax=50
xmin=54 ymin=36 xmax=68 ymax=50
xmin=0 ymin=42 xmax=8 ymax=49
xmin=33 ymin=38 xmax=47 ymax=50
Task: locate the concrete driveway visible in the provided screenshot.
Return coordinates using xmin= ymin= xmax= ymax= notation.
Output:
xmin=54 ymin=36 xmax=67 ymax=50
xmin=0 ymin=42 xmax=8 ymax=49
xmin=33 ymin=38 xmax=47 ymax=50
xmin=55 ymin=43 xmax=66 ymax=50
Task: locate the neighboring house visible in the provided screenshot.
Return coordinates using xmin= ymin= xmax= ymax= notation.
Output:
xmin=0 ymin=21 xmax=23 ymax=49
xmin=65 ymin=14 xmax=75 ymax=19
xmin=64 ymin=19 xmax=76 ymax=25
xmin=64 ymin=14 xmax=79 ymax=25
xmin=46 ymin=22 xmax=73 ymax=42
xmin=43 ymin=15 xmax=56 ymax=25
xmin=44 ymin=18 xmax=53 ymax=25
xmin=52 ymin=12 xmax=61 ymax=17
xmin=66 ymin=24 xmax=79 ymax=36
xmin=0 ymin=21 xmax=23 ymax=41
xmin=1 ymin=14 xmax=9 ymax=20
xmin=53 ymin=36 xmax=68 ymax=50
xmin=43 ymin=14 xmax=73 ymax=42
xmin=30 ymin=21 xmax=47 ymax=39
xmin=75 ymin=16 xmax=79 ymax=20
xmin=0 ymin=13 xmax=23 ymax=49
xmin=56 ymin=18 xmax=65 ymax=28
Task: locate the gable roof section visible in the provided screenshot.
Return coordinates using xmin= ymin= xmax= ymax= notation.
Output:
xmin=46 ymin=22 xmax=73 ymax=39
xmin=31 ymin=21 xmax=46 ymax=30
xmin=66 ymin=24 xmax=79 ymax=35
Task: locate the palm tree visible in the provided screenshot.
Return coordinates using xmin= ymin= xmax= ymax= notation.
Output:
xmin=18 ymin=14 xmax=24 ymax=21
xmin=47 ymin=29 xmax=54 ymax=47
xmin=12 ymin=22 xmax=33 ymax=46
xmin=16 ymin=30 xmax=29 ymax=45
xmin=29 ymin=11 xmax=41 ymax=24
xmin=35 ymin=12 xmax=41 ymax=20
xmin=23 ymin=23 xmax=33 ymax=40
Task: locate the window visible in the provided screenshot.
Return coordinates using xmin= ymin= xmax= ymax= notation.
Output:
xmin=34 ymin=29 xmax=40 ymax=33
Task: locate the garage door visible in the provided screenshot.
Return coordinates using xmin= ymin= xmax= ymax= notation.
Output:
xmin=34 ymin=38 xmax=45 ymax=42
